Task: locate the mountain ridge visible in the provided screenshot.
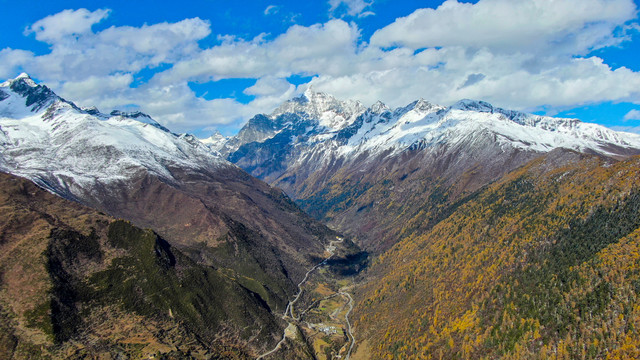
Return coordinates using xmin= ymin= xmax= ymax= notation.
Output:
xmin=218 ymin=90 xmax=640 ymax=160
xmin=218 ymin=88 xmax=640 ymax=252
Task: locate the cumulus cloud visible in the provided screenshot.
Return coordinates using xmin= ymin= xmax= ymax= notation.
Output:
xmin=98 ymin=19 xmax=210 ymax=56
xmin=18 ymin=10 xmax=212 ymax=82
xmin=59 ymin=74 xmax=133 ymax=101
xmin=25 ymin=8 xmax=110 ymax=42
xmin=112 ymin=81 xmax=298 ymax=131
xmin=152 ymin=19 xmax=360 ymax=84
xmin=624 ymin=109 xmax=640 ymax=121
xmin=371 ymin=0 xmax=636 ymax=54
xmin=611 ymin=125 xmax=640 ymax=134
xmin=0 ymin=48 xmax=34 ymax=79
xmin=244 ymin=77 xmax=294 ymax=96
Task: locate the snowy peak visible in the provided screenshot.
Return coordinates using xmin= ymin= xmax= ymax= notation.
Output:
xmin=0 ymin=73 xmax=60 ymax=114
xmin=227 ymin=92 xmax=640 ymax=165
xmin=271 ymin=88 xmax=366 ymax=130
xmin=447 ymin=99 xmax=592 ymax=138
xmin=0 ymin=74 xmax=228 ymax=201
xmin=0 ymin=74 xmax=171 ymax=131
xmin=82 ymin=106 xmax=102 ymax=116
xmin=412 ymin=98 xmax=436 ymax=112
xmin=447 ymin=99 xmax=582 ymax=130
xmin=370 ymin=100 xmax=390 ymax=114
xmin=0 ymin=72 xmax=37 ymax=88
xmin=450 ymin=99 xmax=495 ymax=112
xmin=440 ymin=99 xmax=640 ymax=154
xmin=392 ymin=99 xmax=442 ymax=119
xmin=198 ymin=131 xmax=228 ymax=153
xmin=200 ymin=130 xmax=226 ymax=144
xmin=108 ymin=110 xmax=170 ymax=132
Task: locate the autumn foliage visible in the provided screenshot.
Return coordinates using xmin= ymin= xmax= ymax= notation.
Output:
xmin=353 ymin=150 xmax=640 ymax=359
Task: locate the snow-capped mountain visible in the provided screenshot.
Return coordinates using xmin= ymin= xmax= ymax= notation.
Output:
xmin=0 ymin=74 xmax=350 ymax=357
xmin=228 ymin=90 xmax=640 ymax=165
xmin=199 ymin=130 xmax=228 ymax=153
xmin=223 ymin=89 xmax=640 ymax=251
xmin=216 ymin=87 xmax=366 ymax=156
xmin=0 ymin=74 xmax=336 ymax=325
xmin=271 ymin=87 xmax=366 ymax=130
xmin=0 ymin=73 xmax=226 ymax=198
xmin=225 ymin=89 xmax=640 ymax=185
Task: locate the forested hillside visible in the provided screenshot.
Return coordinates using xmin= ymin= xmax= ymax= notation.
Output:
xmin=352 ymin=150 xmax=640 ymax=359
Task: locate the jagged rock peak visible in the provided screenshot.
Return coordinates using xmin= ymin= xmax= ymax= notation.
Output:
xmin=370 ymin=100 xmax=390 ymax=114
xmin=199 ymin=130 xmax=227 ymax=147
xmin=110 ymin=109 xmax=152 ymax=119
xmin=447 ymin=99 xmax=583 ymax=129
xmin=82 ymin=106 xmax=102 ymax=116
xmin=414 ymin=98 xmax=435 ymax=111
xmin=0 ymin=73 xmax=37 ymax=88
xmin=271 ymin=87 xmax=366 ymax=124
xmin=109 ymin=109 xmax=169 ymax=131
xmin=1 ymin=73 xmax=60 ymax=113
xmin=201 ymin=130 xmax=226 ymax=142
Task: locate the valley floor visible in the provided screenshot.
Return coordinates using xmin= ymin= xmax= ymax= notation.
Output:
xmin=257 ymin=237 xmax=360 ymax=360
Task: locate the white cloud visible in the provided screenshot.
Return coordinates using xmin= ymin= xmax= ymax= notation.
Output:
xmin=264 ymin=5 xmax=279 ymax=15
xmin=611 ymin=125 xmax=640 ymax=134
xmin=624 ymin=109 xmax=640 ymax=121
xmin=114 ymin=81 xmax=297 ymax=132
xmin=4 ymin=1 xmax=640 ymax=134
xmin=244 ymin=77 xmax=294 ymax=96
xmin=371 ymin=0 xmax=636 ymax=54
xmin=25 ymin=8 xmax=110 ymax=42
xmin=152 ymin=19 xmax=360 ymax=84
xmin=0 ymin=48 xmax=34 ymax=79
xmin=98 ymin=19 xmax=210 ymax=55
xmin=329 ymin=0 xmax=374 ymax=17
xmin=22 ymin=16 xmax=211 ymax=82
xmin=302 ymin=46 xmax=640 ymax=112
xmin=60 ymin=74 xmax=133 ymax=102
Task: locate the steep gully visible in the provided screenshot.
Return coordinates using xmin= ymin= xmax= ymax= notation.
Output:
xmin=256 ymin=236 xmax=355 ymax=359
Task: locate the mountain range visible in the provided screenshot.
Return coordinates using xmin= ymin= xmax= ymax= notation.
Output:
xmin=3 ymin=73 xmax=640 ymax=359
xmin=212 ymin=88 xmax=640 ymax=251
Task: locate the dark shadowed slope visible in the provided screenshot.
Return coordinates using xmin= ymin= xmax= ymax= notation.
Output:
xmin=0 ymin=171 xmax=289 ymax=358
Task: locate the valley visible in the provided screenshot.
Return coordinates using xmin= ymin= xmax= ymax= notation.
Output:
xmin=258 ymin=236 xmax=358 ymax=360
xmin=215 ymin=89 xmax=640 ymax=358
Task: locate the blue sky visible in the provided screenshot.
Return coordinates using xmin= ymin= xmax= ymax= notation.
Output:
xmin=1 ymin=0 xmax=640 ymax=136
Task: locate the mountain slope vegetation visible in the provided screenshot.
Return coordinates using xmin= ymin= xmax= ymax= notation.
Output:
xmin=0 ymin=171 xmax=290 ymax=358
xmin=352 ymin=150 xmax=640 ymax=359
xmin=6 ymin=73 xmax=640 ymax=359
